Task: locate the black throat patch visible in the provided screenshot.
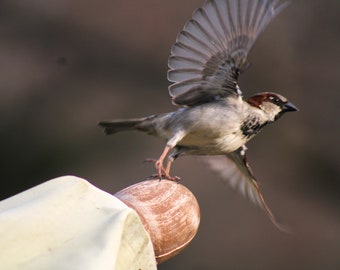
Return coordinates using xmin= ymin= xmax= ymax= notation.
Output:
xmin=240 ymin=116 xmax=268 ymax=139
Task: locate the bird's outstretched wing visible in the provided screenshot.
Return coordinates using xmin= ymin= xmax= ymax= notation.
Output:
xmin=205 ymin=145 xmax=289 ymax=232
xmin=168 ymin=0 xmax=288 ymax=106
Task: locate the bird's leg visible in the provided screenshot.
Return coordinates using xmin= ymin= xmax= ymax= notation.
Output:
xmin=147 ymin=146 xmax=171 ymax=180
xmin=148 ymin=154 xmax=180 ymax=182
xmin=165 ymin=148 xmax=181 ymax=177
xmin=154 ymin=145 xmax=171 ymax=178
xmin=164 ymin=158 xmax=173 ymax=176
xmin=148 ymin=132 xmax=186 ymax=181
xmin=163 ymin=156 xmax=180 ymax=182
xmin=145 ymin=151 xmax=180 ymax=181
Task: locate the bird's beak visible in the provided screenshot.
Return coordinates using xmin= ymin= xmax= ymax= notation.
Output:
xmin=283 ymin=101 xmax=298 ymax=112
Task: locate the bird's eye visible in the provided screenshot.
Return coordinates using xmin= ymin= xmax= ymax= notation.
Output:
xmin=269 ymin=96 xmax=281 ymax=104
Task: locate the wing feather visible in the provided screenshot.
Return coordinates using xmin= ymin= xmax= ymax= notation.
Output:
xmin=168 ymin=0 xmax=289 ymax=106
xmin=204 ymin=146 xmax=289 ymax=232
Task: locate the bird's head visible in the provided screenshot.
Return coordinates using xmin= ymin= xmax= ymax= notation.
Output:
xmin=247 ymin=92 xmax=298 ymax=122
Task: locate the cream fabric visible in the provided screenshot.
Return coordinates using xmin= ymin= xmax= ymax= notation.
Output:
xmin=0 ymin=176 xmax=157 ymax=270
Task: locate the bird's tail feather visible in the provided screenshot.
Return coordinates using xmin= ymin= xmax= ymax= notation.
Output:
xmin=98 ymin=116 xmax=155 ymax=135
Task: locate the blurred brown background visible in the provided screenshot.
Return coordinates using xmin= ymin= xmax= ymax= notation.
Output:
xmin=0 ymin=0 xmax=339 ymax=269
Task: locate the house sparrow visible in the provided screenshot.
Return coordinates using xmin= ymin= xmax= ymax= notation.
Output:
xmin=99 ymin=0 xmax=297 ymax=230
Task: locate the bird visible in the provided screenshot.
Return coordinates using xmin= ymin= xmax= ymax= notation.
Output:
xmin=99 ymin=0 xmax=297 ymax=231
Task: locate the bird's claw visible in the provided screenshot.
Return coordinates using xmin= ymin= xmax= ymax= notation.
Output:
xmin=145 ymin=157 xmax=180 ymax=182
xmin=148 ymin=173 xmax=181 ymax=183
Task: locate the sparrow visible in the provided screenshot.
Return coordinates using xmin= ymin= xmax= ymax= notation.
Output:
xmin=99 ymin=0 xmax=298 ymax=230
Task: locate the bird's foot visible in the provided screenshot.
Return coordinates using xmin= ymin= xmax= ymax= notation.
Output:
xmin=145 ymin=157 xmax=180 ymax=182
xmin=148 ymin=173 xmax=181 ymax=183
